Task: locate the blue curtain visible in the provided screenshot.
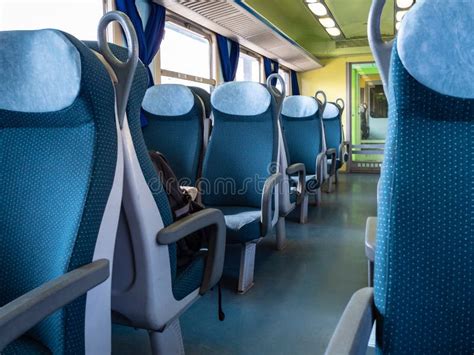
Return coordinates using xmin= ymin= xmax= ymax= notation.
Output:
xmin=115 ymin=0 xmax=166 ymax=126
xmin=291 ymin=70 xmax=300 ymax=95
xmin=264 ymin=57 xmax=279 ymax=85
xmin=216 ymin=34 xmax=240 ymax=82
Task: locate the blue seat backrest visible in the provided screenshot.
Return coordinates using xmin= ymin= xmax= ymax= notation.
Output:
xmin=322 ymin=102 xmax=342 ymax=159
xmin=189 ymin=86 xmax=211 ymax=118
xmin=281 ymin=95 xmax=323 ymax=174
xmin=0 ymin=30 xmax=117 ymax=353
xmin=375 ymin=1 xmax=474 ymax=353
xmin=202 ymin=81 xmax=278 ymax=208
xmin=142 ymin=84 xmax=204 ymax=185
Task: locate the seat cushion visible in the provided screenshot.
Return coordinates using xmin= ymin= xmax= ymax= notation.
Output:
xmin=212 ymin=206 xmax=262 ymax=243
xmin=173 ymin=252 xmax=206 ymax=301
xmin=291 ymin=174 xmax=320 ymax=193
xmin=3 ymin=336 xmax=51 ymax=355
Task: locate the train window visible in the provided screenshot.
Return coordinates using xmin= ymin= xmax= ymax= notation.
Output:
xmin=236 ymin=51 xmax=261 ymax=82
xmin=277 ymin=68 xmax=291 ymax=95
xmin=160 ymin=21 xmax=213 ymax=92
xmin=0 ymin=0 xmax=104 ymax=40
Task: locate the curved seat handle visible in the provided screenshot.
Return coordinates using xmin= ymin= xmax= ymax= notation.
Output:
xmin=266 ymin=73 xmax=286 ymax=115
xmin=336 ymin=98 xmax=345 ymax=113
xmin=98 ymin=11 xmax=139 ymax=127
xmin=368 ymin=0 xmax=393 ymax=93
xmin=315 ymin=90 xmax=327 ymax=115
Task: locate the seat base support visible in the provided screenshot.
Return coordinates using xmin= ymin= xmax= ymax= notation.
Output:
xmin=148 ymin=319 xmax=184 ymax=355
xmin=299 ymin=194 xmax=309 ymax=224
xmin=276 ymin=217 xmax=287 ymax=251
xmin=238 ymin=242 xmax=256 ymax=294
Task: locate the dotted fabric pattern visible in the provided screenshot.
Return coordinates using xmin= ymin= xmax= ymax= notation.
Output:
xmin=281 ymin=112 xmax=324 ymax=175
xmin=322 ymin=111 xmax=343 ymax=162
xmin=3 ymin=336 xmax=50 ymax=354
xmin=202 ymin=106 xmax=278 ymax=208
xmin=374 ymin=42 xmax=474 ymax=354
xmin=142 ymin=97 xmax=204 ymax=185
xmin=1 ymin=33 xmax=117 ymax=354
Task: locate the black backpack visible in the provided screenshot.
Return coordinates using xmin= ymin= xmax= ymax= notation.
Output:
xmin=148 ymin=151 xmax=205 ymax=268
xmin=149 ymin=151 xmax=225 ymax=321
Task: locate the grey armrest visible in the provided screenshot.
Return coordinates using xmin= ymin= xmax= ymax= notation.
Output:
xmin=156 ymin=208 xmax=226 ymax=294
xmin=0 ymin=259 xmax=110 ymax=351
xmin=261 ymin=173 xmax=283 ymax=236
xmin=286 ymin=163 xmax=306 ymax=204
xmin=325 ymin=287 xmax=375 ymax=355
xmin=315 ymin=151 xmax=326 ymax=187
xmin=365 ymin=217 xmax=377 ymax=262
xmin=326 ymin=148 xmax=337 ymax=176
xmin=339 ymin=141 xmax=350 ymax=163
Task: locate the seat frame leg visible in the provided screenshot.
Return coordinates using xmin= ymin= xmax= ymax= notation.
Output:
xmin=276 ymin=216 xmax=287 ymax=251
xmin=335 ymin=170 xmax=338 ymax=185
xmin=299 ymin=194 xmax=309 ymax=224
xmin=238 ymin=242 xmax=256 ymax=294
xmin=148 ymin=319 xmax=184 ymax=355
xmin=368 ymin=260 xmax=374 ymax=287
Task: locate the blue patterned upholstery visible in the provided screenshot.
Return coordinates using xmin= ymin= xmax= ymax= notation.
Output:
xmin=374 ymin=40 xmax=474 ymax=353
xmin=202 ymin=82 xmax=278 ymax=242
xmin=322 ymin=103 xmax=343 ymax=160
xmin=142 ymin=84 xmax=204 ymax=185
xmin=212 ymin=206 xmax=261 ymax=243
xmin=4 ymin=337 xmax=50 ymax=355
xmin=189 ymin=86 xmax=211 ymax=118
xmin=92 ymin=43 xmax=205 ymax=301
xmin=281 ymin=96 xmax=323 ymax=175
xmin=1 ymin=31 xmax=117 ymax=354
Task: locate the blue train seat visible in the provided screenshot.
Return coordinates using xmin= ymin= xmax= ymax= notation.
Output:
xmin=107 ymin=46 xmax=226 ymax=353
xmin=322 ymin=99 xmax=349 ymax=184
xmin=281 ymin=94 xmax=329 ymax=203
xmin=202 ymin=81 xmax=282 ymax=293
xmin=141 ymin=84 xmax=205 ymax=186
xmin=0 ymin=28 xmax=123 ymax=353
xmin=266 ymin=74 xmax=309 ymax=250
xmin=326 ymin=0 xmax=474 ymax=353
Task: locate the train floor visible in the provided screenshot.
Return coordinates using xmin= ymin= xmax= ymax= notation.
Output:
xmin=113 ymin=173 xmax=379 ymax=355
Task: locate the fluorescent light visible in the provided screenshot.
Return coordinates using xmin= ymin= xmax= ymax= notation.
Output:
xmin=396 ymin=10 xmax=408 ymax=22
xmin=308 ymin=3 xmax=328 ymax=17
xmin=326 ymin=27 xmax=341 ymax=37
xmin=305 ymin=0 xmax=318 ymax=3
xmin=396 ymin=0 xmax=414 ymax=9
xmin=395 ymin=21 xmax=401 ymax=31
xmin=319 ymin=17 xmax=335 ymax=28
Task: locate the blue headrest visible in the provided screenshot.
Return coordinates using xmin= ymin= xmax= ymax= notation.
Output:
xmin=398 ymin=0 xmax=474 ymax=99
xmin=142 ymin=84 xmax=195 ymax=116
xmin=282 ymin=95 xmax=319 ymax=118
xmin=211 ymin=81 xmax=271 ymax=116
xmin=322 ymin=102 xmax=340 ymax=119
xmin=0 ymin=30 xmax=81 ymax=112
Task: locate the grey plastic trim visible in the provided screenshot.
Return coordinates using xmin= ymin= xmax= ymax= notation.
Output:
xmin=98 ymin=11 xmax=139 ymax=127
xmin=325 ymin=287 xmax=375 ymax=355
xmin=0 ymin=259 xmax=109 ymax=351
xmin=155 ymin=208 xmax=226 ymax=294
xmin=368 ymin=0 xmax=393 ymax=93
xmin=286 ymin=163 xmax=306 ymax=204
xmin=326 ymin=148 xmax=337 ymax=177
xmin=266 ymin=73 xmax=286 ymax=113
xmin=336 ymin=98 xmax=345 ymax=112
xmin=261 ymin=173 xmax=283 ymax=237
xmin=315 ymin=90 xmax=327 ymax=115
xmin=340 ymin=141 xmax=350 ymax=163
xmin=365 ymin=217 xmax=377 ymax=262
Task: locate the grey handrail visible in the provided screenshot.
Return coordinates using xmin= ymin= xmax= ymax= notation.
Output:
xmin=266 ymin=73 xmax=286 ymax=116
xmin=0 ymin=260 xmax=110 ymax=350
xmin=368 ymin=0 xmax=393 ymax=93
xmin=98 ymin=11 xmax=139 ymax=127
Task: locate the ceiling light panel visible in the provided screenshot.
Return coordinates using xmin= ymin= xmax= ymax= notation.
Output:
xmin=304 ymin=0 xmax=344 ymax=39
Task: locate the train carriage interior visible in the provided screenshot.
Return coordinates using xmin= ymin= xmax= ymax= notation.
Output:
xmin=0 ymin=0 xmax=473 ymax=354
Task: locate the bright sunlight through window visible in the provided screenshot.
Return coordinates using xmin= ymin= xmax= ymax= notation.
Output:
xmin=235 ymin=52 xmax=261 ymax=82
xmin=0 ymin=0 xmax=104 ymax=40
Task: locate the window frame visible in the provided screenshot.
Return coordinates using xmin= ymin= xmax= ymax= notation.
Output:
xmin=159 ymin=16 xmax=216 ymax=87
xmin=236 ymin=47 xmax=262 ymax=83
